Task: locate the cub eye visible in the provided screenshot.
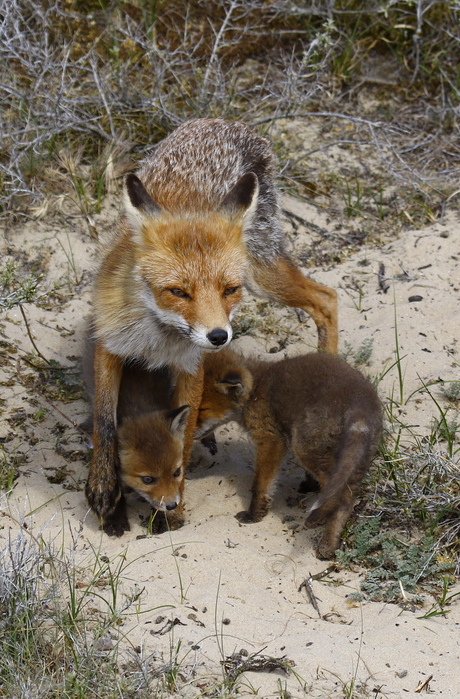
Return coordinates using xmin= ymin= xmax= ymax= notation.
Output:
xmin=173 ymin=467 xmax=182 ymax=478
xmin=223 ymin=286 xmax=239 ymax=297
xmin=169 ymin=288 xmax=190 ymax=299
xmin=141 ymin=476 xmax=157 ymax=485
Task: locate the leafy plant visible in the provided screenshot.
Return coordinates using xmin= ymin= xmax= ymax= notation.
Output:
xmin=337 ymin=516 xmax=455 ymax=603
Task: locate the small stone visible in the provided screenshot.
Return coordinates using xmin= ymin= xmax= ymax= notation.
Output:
xmin=0 ymin=421 xmax=13 ymax=440
xmin=282 ymin=514 xmax=296 ymax=523
xmin=396 ymin=670 xmax=408 ymax=678
xmin=96 ymin=635 xmax=114 ymax=651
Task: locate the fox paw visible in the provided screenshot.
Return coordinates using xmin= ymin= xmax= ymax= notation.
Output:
xmin=201 ymin=432 xmax=218 ymax=455
xmin=150 ymin=510 xmax=185 ymax=534
xmin=235 ymin=510 xmax=265 ymax=524
xmin=102 ymin=497 xmax=130 ymax=537
xmin=315 ymin=539 xmax=337 ymax=560
xmin=86 ymin=467 xmax=122 ymax=523
xmin=304 ymin=517 xmax=325 ymax=530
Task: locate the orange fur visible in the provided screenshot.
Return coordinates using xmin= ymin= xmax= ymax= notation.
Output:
xmin=86 ymin=119 xmax=339 ymax=535
xmin=118 ymin=408 xmax=188 ymax=524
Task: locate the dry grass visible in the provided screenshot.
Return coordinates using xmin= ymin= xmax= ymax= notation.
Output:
xmin=1 ymin=0 xmax=459 ymax=222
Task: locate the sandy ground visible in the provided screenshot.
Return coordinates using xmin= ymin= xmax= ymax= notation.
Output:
xmin=1 ymin=185 xmax=459 ymax=697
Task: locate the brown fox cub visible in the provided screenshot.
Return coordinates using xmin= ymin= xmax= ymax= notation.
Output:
xmin=82 ymin=335 xmax=189 ymax=534
xmin=196 ymin=349 xmax=383 ymax=559
xmin=118 ymin=392 xmax=189 ymax=531
xmin=86 ymin=118 xmax=338 ymax=536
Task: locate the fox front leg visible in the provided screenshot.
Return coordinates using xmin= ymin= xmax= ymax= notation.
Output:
xmin=237 ymin=433 xmax=286 ymax=523
xmin=85 ymin=343 xmax=128 ymax=536
xmin=174 ymin=362 xmax=205 ymax=465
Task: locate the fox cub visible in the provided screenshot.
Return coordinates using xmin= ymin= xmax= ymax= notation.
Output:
xmin=82 ymin=334 xmax=189 ymax=534
xmin=196 ymin=349 xmax=383 ymax=559
xmin=86 ymin=118 xmax=338 ymax=536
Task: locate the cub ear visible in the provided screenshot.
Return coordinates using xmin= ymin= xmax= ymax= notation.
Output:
xmin=168 ymin=405 xmax=190 ymax=440
xmin=216 ymin=370 xmax=245 ymax=397
xmin=220 ymin=172 xmax=259 ymax=230
xmin=123 ymin=173 xmax=162 ymax=234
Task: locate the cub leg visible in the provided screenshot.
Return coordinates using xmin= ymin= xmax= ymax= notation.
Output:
xmin=85 ymin=342 xmax=127 ymax=536
xmin=237 ymin=434 xmax=286 ymax=523
xmin=251 ymin=257 xmax=338 ymax=353
xmin=315 ymin=488 xmax=356 ymax=560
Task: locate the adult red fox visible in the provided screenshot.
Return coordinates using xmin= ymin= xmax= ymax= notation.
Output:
xmin=196 ymin=348 xmax=382 ymax=559
xmin=85 ymin=118 xmax=338 ymax=535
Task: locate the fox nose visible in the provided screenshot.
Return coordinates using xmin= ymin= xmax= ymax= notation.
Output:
xmin=207 ymin=328 xmax=228 ymax=346
xmin=166 ymin=502 xmax=178 ymax=511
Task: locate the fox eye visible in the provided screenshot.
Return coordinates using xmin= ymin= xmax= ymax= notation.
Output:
xmin=173 ymin=467 xmax=181 ymax=478
xmin=169 ymin=288 xmax=190 ymax=299
xmin=223 ymin=286 xmax=239 ymax=297
xmin=141 ymin=476 xmax=157 ymax=485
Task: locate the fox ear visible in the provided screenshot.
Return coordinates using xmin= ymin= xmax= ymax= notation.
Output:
xmin=220 ymin=172 xmax=259 ymax=230
xmin=124 ymin=173 xmax=162 ymax=234
xmin=217 ymin=371 xmax=245 ymax=396
xmin=168 ymin=405 xmax=190 ymax=440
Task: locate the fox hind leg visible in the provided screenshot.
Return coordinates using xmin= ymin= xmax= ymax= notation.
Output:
xmin=251 ymin=257 xmax=338 ymax=353
xmin=315 ymin=490 xmax=356 ymax=560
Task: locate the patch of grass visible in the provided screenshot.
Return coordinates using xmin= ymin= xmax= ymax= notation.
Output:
xmin=340 ymin=177 xmax=364 ymax=218
xmin=342 ymin=337 xmax=374 ymax=367
xmin=0 ymin=527 xmax=174 ymax=698
xmin=2 ymin=0 xmax=460 ymax=225
xmin=417 ymin=576 xmax=460 ymax=619
xmin=363 ymin=411 xmax=460 ymax=577
xmin=440 ymin=380 xmax=460 ymax=404
xmin=19 ymin=358 xmax=84 ymax=403
xmin=338 ymin=516 xmax=455 ymax=603
xmin=0 ymin=259 xmax=44 ymax=310
xmin=0 ymin=446 xmax=25 ymax=491
xmin=339 ymin=311 xmax=460 ymax=597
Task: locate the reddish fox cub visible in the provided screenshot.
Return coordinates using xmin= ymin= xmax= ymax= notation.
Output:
xmin=82 ymin=337 xmax=190 ymax=533
xmin=86 ymin=118 xmax=338 ymax=536
xmin=197 ymin=349 xmax=383 ymax=559
xmin=117 ymin=379 xmax=189 ymax=530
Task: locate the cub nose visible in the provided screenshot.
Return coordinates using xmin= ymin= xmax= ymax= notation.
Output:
xmin=166 ymin=502 xmax=178 ymax=511
xmin=207 ymin=328 xmax=228 ymax=346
